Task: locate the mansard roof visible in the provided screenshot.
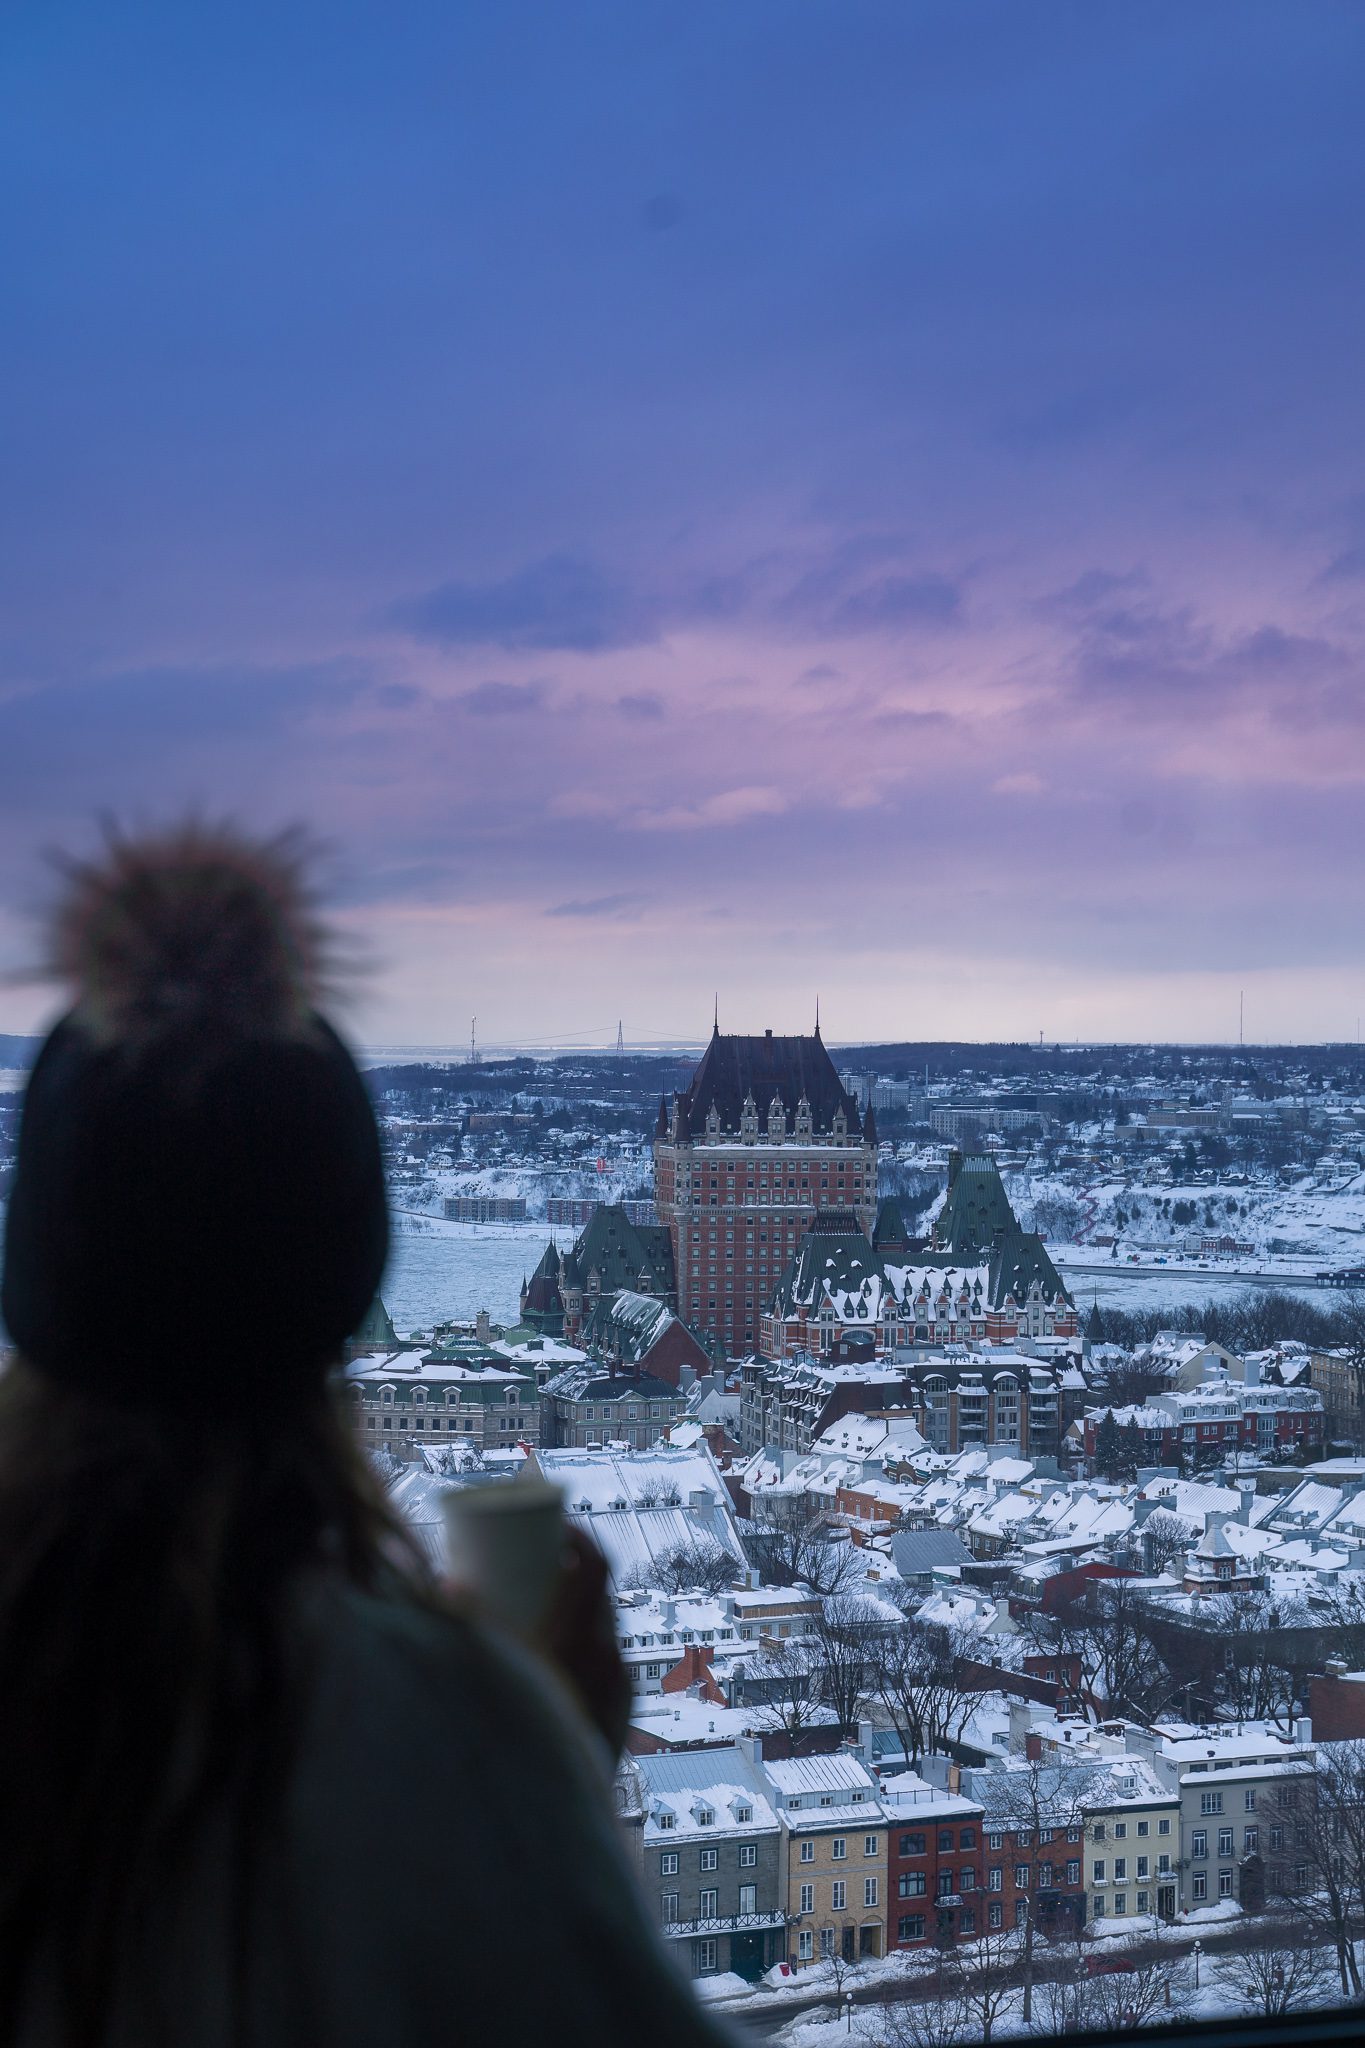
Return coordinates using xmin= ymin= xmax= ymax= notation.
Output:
xmin=674 ymin=1024 xmax=859 ymax=1137
xmin=933 ymin=1150 xmax=1017 ymax=1255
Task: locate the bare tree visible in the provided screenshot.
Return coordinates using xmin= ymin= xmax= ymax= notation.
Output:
xmin=977 ymin=1758 xmax=1096 ymax=2026
xmin=633 ymin=1475 xmax=683 ymax=1507
xmin=741 ymin=1636 xmax=827 ymax=1743
xmin=950 ymin=1922 xmax=1019 ymax=2045
xmin=1079 ymin=1577 xmax=1175 ymax=1719
xmin=1206 ymin=1590 xmax=1295 ymax=1726
xmin=1267 ymin=1749 xmax=1365 ymax=1996
xmin=1141 ymin=1508 xmax=1195 ymax=1577
xmin=631 ymin=1539 xmax=740 ymax=1595
xmin=1039 ymin=1930 xmax=1189 ymax=2033
xmin=867 ymin=1611 xmax=983 ymax=1764
xmin=873 ymin=1958 xmax=975 ymax=2048
xmin=1236 ymin=1933 xmax=1336 ymax=2017
xmin=746 ymin=1492 xmax=860 ymax=1595
xmin=812 ymin=1592 xmax=888 ymax=1737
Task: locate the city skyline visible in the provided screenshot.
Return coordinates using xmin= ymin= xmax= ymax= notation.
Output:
xmin=3 ymin=3 xmax=1364 ymax=1045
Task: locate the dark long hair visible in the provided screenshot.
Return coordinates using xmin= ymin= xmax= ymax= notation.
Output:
xmin=0 ymin=1357 xmax=428 ymax=2047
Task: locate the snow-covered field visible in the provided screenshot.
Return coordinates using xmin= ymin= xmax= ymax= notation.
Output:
xmin=382 ymin=1211 xmax=548 ymax=1331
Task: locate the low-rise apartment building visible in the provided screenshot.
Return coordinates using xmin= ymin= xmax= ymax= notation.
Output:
xmin=345 ymin=1341 xmax=538 ymax=1460
xmin=620 ymin=1742 xmax=786 ymax=1981
xmin=1080 ymin=1759 xmax=1181 ymax=1926
xmin=766 ymin=1752 xmax=887 ymax=1966
xmin=882 ymin=1771 xmax=987 ymax=1949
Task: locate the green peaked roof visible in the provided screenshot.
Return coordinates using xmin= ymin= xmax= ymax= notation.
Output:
xmin=933 ymin=1150 xmax=1017 ymax=1256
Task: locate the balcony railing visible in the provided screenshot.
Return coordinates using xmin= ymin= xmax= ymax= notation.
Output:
xmin=663 ymin=1911 xmax=788 ymax=1939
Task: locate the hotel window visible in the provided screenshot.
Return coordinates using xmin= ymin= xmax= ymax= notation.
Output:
xmin=831 ymin=1881 xmax=846 ymax=1911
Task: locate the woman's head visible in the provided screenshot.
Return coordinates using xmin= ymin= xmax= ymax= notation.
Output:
xmin=1 ymin=822 xmax=388 ymax=1403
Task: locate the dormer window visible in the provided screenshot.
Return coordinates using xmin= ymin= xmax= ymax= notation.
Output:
xmin=820 ymin=1794 xmax=834 ymax=1807
xmin=657 ymin=1811 xmax=676 ymax=1830
xmin=735 ymin=1804 xmax=752 ymax=1823
xmin=696 ymin=1807 xmax=714 ymax=1827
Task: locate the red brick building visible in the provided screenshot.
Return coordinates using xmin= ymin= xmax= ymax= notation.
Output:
xmin=883 ymin=1777 xmax=987 ymax=1947
xmin=653 ymin=1023 xmax=876 ymax=1360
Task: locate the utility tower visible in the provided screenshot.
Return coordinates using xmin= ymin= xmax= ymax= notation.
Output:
xmin=616 ymin=1019 xmax=624 ymax=1056
xmin=470 ymin=1015 xmax=478 ymax=1066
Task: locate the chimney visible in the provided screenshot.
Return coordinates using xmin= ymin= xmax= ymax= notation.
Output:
xmin=1238 ymin=1482 xmax=1255 ymax=1524
xmin=1025 ymin=1732 xmax=1043 ymax=1762
xmin=1294 ymin=1715 xmax=1313 ymax=1745
xmin=475 ymin=1307 xmax=491 ymax=1342
xmin=1244 ymin=1355 xmax=1261 ymax=1388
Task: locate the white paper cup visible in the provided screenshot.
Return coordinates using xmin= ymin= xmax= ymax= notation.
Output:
xmin=442 ymin=1479 xmax=567 ymax=1638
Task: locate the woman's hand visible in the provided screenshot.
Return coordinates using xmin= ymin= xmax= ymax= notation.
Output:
xmin=534 ymin=1524 xmax=632 ymax=1759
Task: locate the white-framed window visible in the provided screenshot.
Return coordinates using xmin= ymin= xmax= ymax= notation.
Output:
xmin=695 ymin=1937 xmax=717 ymax=1974
xmin=800 ymin=1882 xmax=814 ymax=1913
xmin=831 ymin=1838 xmax=846 ymax=1861
xmin=798 ymin=1930 xmax=814 ymax=1961
xmin=740 ymin=1844 xmax=757 ymax=1868
xmin=831 ymin=1881 xmax=846 ymax=1911
xmin=800 ymin=1841 xmax=814 ymax=1863
xmin=699 ymin=1888 xmax=718 ymax=1919
xmin=662 ymin=1892 xmax=679 ymax=1924
xmin=1199 ymin=1790 xmax=1223 ymax=1816
xmin=1218 ymin=1869 xmax=1233 ymax=1899
xmin=864 ymin=1834 xmax=878 ymax=1857
xmin=864 ymin=1878 xmax=878 ymax=1907
xmin=661 ymin=1852 xmax=678 ymax=1876
xmin=700 ymin=1849 xmax=718 ymax=1872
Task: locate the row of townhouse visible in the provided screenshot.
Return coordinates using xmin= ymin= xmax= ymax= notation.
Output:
xmin=1077 ymin=1380 xmax=1325 ymax=1473
xmin=990 ymin=1706 xmax=1319 ymax=1927
xmin=615 ymin=1713 xmax=1324 ymax=1983
xmin=617 ymin=1743 xmax=888 ymax=1981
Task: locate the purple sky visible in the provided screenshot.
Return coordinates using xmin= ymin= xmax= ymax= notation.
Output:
xmin=3 ymin=2 xmax=1364 ymax=1045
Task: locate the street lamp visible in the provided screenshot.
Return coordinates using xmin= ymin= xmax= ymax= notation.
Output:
xmin=1194 ymin=1939 xmax=1203 ymax=1990
xmin=844 ymin=1990 xmax=855 ymax=2033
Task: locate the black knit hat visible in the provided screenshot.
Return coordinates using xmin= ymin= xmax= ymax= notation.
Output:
xmin=0 ymin=827 xmax=388 ymax=1405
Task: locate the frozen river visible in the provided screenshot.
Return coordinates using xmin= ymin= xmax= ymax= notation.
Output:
xmin=1053 ymin=1256 xmax=1329 ymax=1316
xmin=381 ymin=1213 xmax=549 ymax=1332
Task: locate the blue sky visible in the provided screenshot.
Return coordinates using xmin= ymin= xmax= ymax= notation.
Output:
xmin=2 ymin=2 xmax=1363 ymax=1044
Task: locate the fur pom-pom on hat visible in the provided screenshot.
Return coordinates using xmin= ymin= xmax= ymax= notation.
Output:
xmin=49 ymin=822 xmax=330 ymax=1047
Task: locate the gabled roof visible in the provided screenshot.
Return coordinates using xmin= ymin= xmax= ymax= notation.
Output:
xmin=574 ymin=1203 xmax=676 ymax=1295
xmin=675 ymin=1024 xmax=859 ymax=1137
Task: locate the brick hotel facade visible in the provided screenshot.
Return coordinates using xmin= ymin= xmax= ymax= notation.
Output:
xmin=652 ymin=1024 xmax=877 ymax=1359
